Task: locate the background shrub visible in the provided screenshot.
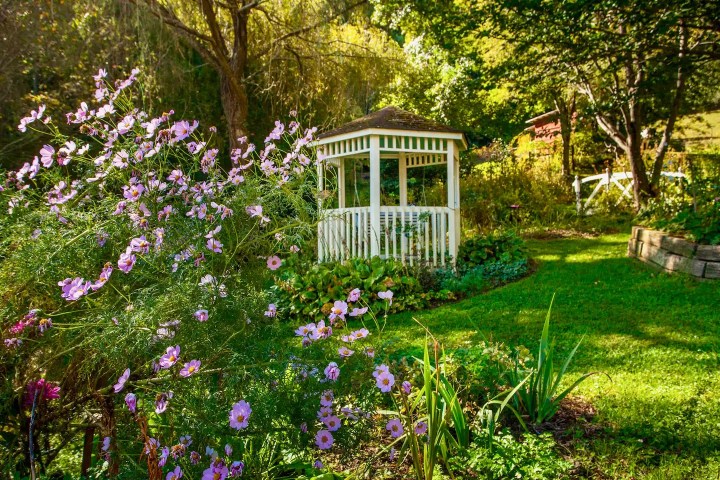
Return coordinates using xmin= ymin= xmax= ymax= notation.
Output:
xmin=273 ymin=255 xmax=455 ymax=320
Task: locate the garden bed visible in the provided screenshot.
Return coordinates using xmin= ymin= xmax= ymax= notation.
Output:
xmin=627 ymin=226 xmax=720 ymax=279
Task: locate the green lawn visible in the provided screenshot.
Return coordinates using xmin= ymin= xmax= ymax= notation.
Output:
xmin=381 ymin=232 xmax=720 ymax=479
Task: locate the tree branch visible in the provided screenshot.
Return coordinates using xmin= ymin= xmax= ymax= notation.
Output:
xmin=651 ymin=20 xmax=688 ymax=185
xmin=128 ymin=0 xmax=221 ymax=71
xmin=251 ymin=0 xmax=368 ymax=59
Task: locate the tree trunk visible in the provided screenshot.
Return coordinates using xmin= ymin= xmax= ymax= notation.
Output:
xmin=80 ymin=426 xmax=95 ymax=477
xmin=553 ymin=93 xmax=575 ymax=181
xmin=221 ymin=74 xmax=249 ymax=145
xmin=626 ymin=128 xmax=652 ymax=210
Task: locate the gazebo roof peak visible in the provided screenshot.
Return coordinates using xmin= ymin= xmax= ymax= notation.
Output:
xmin=318 ymin=105 xmax=464 ymax=140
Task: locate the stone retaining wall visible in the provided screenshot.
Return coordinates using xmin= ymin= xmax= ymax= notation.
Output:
xmin=628 ymin=226 xmax=720 ymax=279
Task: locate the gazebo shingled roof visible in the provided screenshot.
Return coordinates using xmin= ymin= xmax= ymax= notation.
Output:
xmin=318 ymin=106 xmax=464 ymax=139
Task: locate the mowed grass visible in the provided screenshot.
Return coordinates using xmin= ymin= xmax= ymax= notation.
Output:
xmin=380 ymin=232 xmax=720 ymax=479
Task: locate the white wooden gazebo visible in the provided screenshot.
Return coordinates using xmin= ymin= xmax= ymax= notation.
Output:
xmin=316 ymin=106 xmax=466 ymax=266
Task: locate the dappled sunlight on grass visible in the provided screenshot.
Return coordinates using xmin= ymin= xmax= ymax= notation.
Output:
xmin=384 ymin=232 xmax=720 ymax=478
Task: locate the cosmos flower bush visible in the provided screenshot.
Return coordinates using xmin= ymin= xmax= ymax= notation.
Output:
xmin=0 ymin=69 xmax=470 ymax=479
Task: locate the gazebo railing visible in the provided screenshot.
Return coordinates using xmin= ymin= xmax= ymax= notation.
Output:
xmin=318 ymin=206 xmax=452 ymax=266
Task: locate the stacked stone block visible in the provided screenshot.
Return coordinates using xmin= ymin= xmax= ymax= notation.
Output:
xmin=628 ymin=226 xmax=720 ymax=279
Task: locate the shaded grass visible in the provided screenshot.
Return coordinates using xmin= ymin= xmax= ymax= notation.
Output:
xmin=380 ymin=232 xmax=720 ymax=479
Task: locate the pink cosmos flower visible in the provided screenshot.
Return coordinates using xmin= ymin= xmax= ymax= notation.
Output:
xmin=155 ymin=391 xmax=173 ymax=414
xmin=386 ymin=418 xmax=404 ymax=438
xmin=266 ymin=256 xmax=281 ymax=270
xmin=117 ymin=115 xmax=135 ymax=134
xmin=315 ymin=430 xmax=334 ymax=450
xmin=39 ymin=145 xmax=55 ymax=168
xmin=130 ymin=236 xmax=150 ymax=254
xmin=373 ymin=364 xmax=390 ymax=378
xmin=159 ymin=345 xmax=181 ymax=369
xmin=125 ymin=393 xmax=137 ymax=413
xmin=317 ymin=406 xmax=332 ymax=420
xmin=91 ymin=263 xmax=113 ymax=291
xmin=264 ymin=304 xmax=277 ymax=317
xmin=338 ymin=346 xmax=354 ymax=358
xmin=180 ymin=360 xmax=201 ymax=377
xmin=224 ymin=444 xmax=233 ymax=456
xmin=414 ymin=421 xmax=428 ymax=435
xmin=229 ymin=400 xmax=252 ymax=430
xmin=289 ymin=245 xmax=300 ymax=253
xmin=206 ymin=237 xmax=223 ymax=253
xmin=167 ymin=169 xmax=185 ymax=184
xmin=190 ymin=451 xmax=201 ymax=465
xmin=295 ymin=322 xmax=316 ymax=337
xmin=166 ymin=466 xmax=183 ymax=480
xmin=376 ymin=371 xmax=395 ymax=393
xmin=320 ymin=390 xmax=334 ymax=407
xmin=122 ymin=183 xmax=145 ymax=202
xmin=202 ymin=463 xmax=228 ymax=480
xmin=194 ymin=309 xmax=209 ymax=322
xmin=347 ymin=288 xmax=361 ymax=303
xmin=58 ymin=277 xmax=91 ymax=301
xmin=245 ymin=205 xmax=263 ymax=218
xmin=171 ymin=120 xmax=192 ymax=142
xmin=144 ymin=438 xmax=160 ymax=455
xmin=402 ymin=381 xmax=412 ymax=395
xmin=24 ymin=379 xmax=60 ymax=406
xmin=378 ymin=290 xmax=394 ymax=305
xmin=118 ymin=247 xmax=137 ymax=273
xmin=113 ymin=368 xmax=130 ymax=393
xmin=365 ymin=347 xmax=376 ymax=358
xmin=311 ymin=320 xmax=332 ymax=340
xmin=230 ymin=461 xmax=244 ymax=477
xmin=322 ymin=415 xmax=342 ymax=432
xmin=348 ymin=307 xmax=368 ymax=317
xmin=324 ymin=362 xmax=340 ymax=381
xmin=329 ymin=301 xmax=347 ymax=323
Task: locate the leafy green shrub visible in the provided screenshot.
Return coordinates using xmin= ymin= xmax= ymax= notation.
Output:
xmin=456 ymin=230 xmax=526 ymax=275
xmin=441 ymin=259 xmax=529 ymax=295
xmin=273 ymin=256 xmax=455 ymax=320
xmin=462 ymin=431 xmax=572 ymax=479
xmin=638 ymin=176 xmax=720 ymax=244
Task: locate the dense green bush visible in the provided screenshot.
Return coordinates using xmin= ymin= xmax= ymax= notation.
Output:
xmin=638 ymin=176 xmax=720 ymax=244
xmin=273 ymin=256 xmax=455 ymax=319
xmin=462 ymin=431 xmax=572 ymax=479
xmin=440 ymin=259 xmax=529 ymax=295
xmin=456 ymin=230 xmax=526 ymax=275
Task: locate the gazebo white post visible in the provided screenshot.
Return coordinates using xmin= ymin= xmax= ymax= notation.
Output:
xmin=446 ymin=140 xmax=458 ymax=263
xmin=337 ymin=158 xmax=346 ymax=208
xmin=317 ymin=154 xmax=325 ymax=263
xmin=453 ymin=146 xmax=461 ymax=255
xmin=399 ymin=152 xmax=408 ymax=206
xmin=369 ymin=135 xmax=381 ymax=258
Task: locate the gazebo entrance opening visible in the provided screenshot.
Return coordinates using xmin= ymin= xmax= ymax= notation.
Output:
xmin=316 ymin=107 xmax=466 ymax=266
